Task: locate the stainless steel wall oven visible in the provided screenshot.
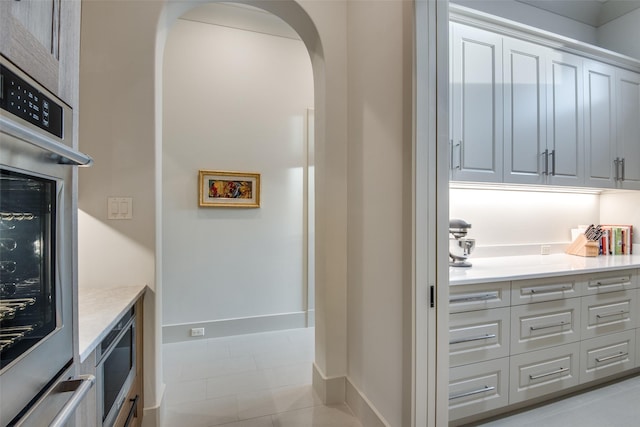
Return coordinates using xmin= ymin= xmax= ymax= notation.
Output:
xmin=1 ymin=55 xmax=93 ymax=426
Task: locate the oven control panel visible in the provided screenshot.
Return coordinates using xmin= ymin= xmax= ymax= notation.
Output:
xmin=0 ymin=64 xmax=63 ymax=138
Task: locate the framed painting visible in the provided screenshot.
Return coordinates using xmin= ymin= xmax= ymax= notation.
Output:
xmin=198 ymin=170 xmax=261 ymax=208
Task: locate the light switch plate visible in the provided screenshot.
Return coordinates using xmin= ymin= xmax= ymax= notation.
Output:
xmin=107 ymin=197 xmax=133 ymax=220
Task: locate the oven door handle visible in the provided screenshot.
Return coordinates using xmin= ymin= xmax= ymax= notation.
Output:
xmin=49 ymin=375 xmax=96 ymax=427
xmin=0 ymin=115 xmax=93 ymax=167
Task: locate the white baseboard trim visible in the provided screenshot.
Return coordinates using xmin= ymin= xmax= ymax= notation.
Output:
xmin=311 ymin=364 xmax=389 ymax=427
xmin=162 ymin=311 xmax=311 ymax=343
xmin=345 ymin=378 xmax=391 ymax=427
xmin=141 ymin=383 xmax=165 ymax=427
xmin=312 ymin=363 xmax=345 ymax=405
xmin=306 ymin=308 xmax=315 ymax=327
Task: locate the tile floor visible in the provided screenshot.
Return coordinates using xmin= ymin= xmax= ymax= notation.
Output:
xmin=477 ymin=374 xmax=640 ymax=426
xmin=162 ymin=327 xmax=362 ymax=427
xmin=163 ymin=327 xmax=640 ymax=427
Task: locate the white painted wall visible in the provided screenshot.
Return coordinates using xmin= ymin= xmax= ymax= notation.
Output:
xmin=450 ymin=188 xmax=601 ymax=255
xmin=451 ymin=0 xmax=598 ymax=44
xmin=600 ymin=192 xmax=640 ymax=246
xmin=597 ymin=8 xmax=640 ymax=60
xmin=161 ymin=17 xmax=313 ymax=327
xmin=346 ymin=1 xmax=412 ymax=426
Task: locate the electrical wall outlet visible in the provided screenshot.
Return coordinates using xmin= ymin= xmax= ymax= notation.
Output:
xmin=540 ymin=245 xmax=551 ymax=255
xmin=190 ymin=327 xmax=205 ymax=337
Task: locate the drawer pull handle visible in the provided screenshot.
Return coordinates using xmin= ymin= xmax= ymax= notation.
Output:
xmin=596 ymin=352 xmax=628 ymax=363
xmin=449 ymin=333 xmax=497 ymax=345
xmin=595 ymin=278 xmax=629 ymax=287
xmin=522 ymin=285 xmax=572 ymax=294
xmin=529 ymin=321 xmax=568 ymax=331
xmin=450 ymin=292 xmax=499 ymax=303
xmin=529 ymin=367 xmax=569 ymax=380
xmin=596 ymin=310 xmax=629 ymax=319
xmin=448 ymin=385 xmax=495 ymax=400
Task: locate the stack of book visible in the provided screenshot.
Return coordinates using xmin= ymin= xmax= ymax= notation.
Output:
xmin=599 ymin=225 xmax=633 ymax=255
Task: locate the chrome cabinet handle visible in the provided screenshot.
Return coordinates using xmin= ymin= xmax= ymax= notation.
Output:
xmin=450 ymin=292 xmax=499 ymax=303
xmin=449 ymin=385 xmax=495 ymax=400
xmin=522 ymin=284 xmax=572 ymax=294
xmin=596 ymin=352 xmax=628 ymax=363
xmin=450 ymin=333 xmax=497 ymax=345
xmin=550 ymin=149 xmax=556 ymax=176
xmin=596 ymin=310 xmax=629 ymax=319
xmin=529 ymin=321 xmax=568 ymax=331
xmin=595 ymin=278 xmax=630 ymax=287
xmin=529 ymin=367 xmax=569 ymax=380
xmin=614 ymin=158 xmax=620 ymax=181
xmin=621 ymin=158 xmax=626 ymax=181
xmin=124 ymin=394 xmax=140 ymax=427
xmin=543 ymin=149 xmax=549 ymax=175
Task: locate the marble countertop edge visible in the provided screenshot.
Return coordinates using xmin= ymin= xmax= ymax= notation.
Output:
xmin=78 ymin=284 xmax=148 ymax=363
xmin=449 ymin=254 xmax=640 ymax=285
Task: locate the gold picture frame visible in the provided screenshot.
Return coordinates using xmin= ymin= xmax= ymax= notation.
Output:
xmin=198 ymin=170 xmax=261 ymax=208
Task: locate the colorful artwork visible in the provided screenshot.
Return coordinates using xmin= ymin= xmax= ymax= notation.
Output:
xmin=199 ymin=170 xmax=260 ymax=208
xmin=208 ymin=180 xmax=253 ymax=199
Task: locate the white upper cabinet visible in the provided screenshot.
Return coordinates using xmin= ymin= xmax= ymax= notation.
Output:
xmin=450 ymin=19 xmax=640 ymax=190
xmin=616 ymin=69 xmax=640 ymax=190
xmin=503 ymin=38 xmax=547 ymax=185
xmin=546 ymin=52 xmax=584 ymax=186
xmin=450 ymin=23 xmax=504 ymax=183
xmin=584 ymin=60 xmax=618 ymax=188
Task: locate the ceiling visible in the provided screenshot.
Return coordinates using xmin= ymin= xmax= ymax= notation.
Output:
xmin=516 ymin=0 xmax=640 ymax=27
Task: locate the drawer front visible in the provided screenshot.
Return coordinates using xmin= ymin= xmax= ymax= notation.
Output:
xmin=449 ymin=357 xmax=509 ymax=421
xmin=584 ymin=270 xmax=638 ymax=295
xmin=581 ymin=290 xmax=636 ymax=339
xmin=580 ymin=330 xmax=636 ymax=383
xmin=509 ymin=342 xmax=580 ymax=404
xmin=637 ymin=329 xmax=640 ymax=368
xmin=511 ymin=276 xmax=582 ymax=305
xmin=511 ymin=298 xmax=581 ymax=354
xmin=449 ymin=307 xmax=510 ymax=367
xmin=449 ymin=282 xmax=511 ymax=313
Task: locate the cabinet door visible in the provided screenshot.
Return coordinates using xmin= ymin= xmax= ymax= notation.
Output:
xmin=450 ymin=23 xmax=503 ymax=182
xmin=503 ymin=37 xmax=547 ymax=185
xmin=547 ymin=52 xmax=584 ymax=186
xmin=616 ymin=69 xmax=640 ymax=190
xmin=584 ymin=60 xmax=618 ymax=188
xmin=0 ymin=0 xmax=79 ymax=104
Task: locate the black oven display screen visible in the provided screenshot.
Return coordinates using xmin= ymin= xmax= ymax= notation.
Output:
xmin=0 ymin=169 xmax=56 ymax=371
xmin=103 ymin=327 xmax=133 ymax=422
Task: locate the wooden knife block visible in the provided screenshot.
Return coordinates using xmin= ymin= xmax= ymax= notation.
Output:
xmin=565 ymin=234 xmax=599 ymax=257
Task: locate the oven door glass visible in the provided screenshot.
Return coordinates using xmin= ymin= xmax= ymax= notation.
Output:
xmin=0 ymin=168 xmax=56 ymax=371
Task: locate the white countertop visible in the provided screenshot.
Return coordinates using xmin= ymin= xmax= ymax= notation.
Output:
xmin=449 ymin=254 xmax=640 ymax=285
xmin=78 ymin=284 xmax=147 ymax=362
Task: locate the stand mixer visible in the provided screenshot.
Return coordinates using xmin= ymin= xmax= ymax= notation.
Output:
xmin=449 ymin=219 xmax=475 ymax=267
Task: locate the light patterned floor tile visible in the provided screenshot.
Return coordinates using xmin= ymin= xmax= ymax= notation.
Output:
xmin=209 ymin=415 xmax=275 ymax=427
xmin=164 ymin=395 xmax=238 ymax=427
xmin=272 ymin=405 xmax=362 ymax=427
xmin=236 ymin=384 xmax=322 ymax=420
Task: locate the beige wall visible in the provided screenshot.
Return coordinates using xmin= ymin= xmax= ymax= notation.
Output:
xmin=79 ymin=1 xmax=414 ymax=426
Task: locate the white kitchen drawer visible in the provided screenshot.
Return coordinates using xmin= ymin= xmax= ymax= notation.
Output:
xmin=509 ymin=342 xmax=580 ymax=404
xmin=583 ymin=270 xmax=638 ymax=295
xmin=510 ymin=298 xmax=581 ymax=354
xmin=449 ymin=281 xmax=511 ymax=313
xmin=449 ymin=357 xmax=509 ymax=421
xmin=581 ymin=290 xmax=636 ymax=339
xmin=580 ymin=330 xmax=636 ymax=383
xmin=511 ymin=276 xmax=582 ymax=305
xmin=636 ymin=328 xmax=640 ymax=368
xmin=449 ymin=307 xmax=511 ymax=367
